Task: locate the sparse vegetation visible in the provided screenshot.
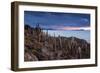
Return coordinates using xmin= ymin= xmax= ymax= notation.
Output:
xmin=24 ymin=24 xmax=90 ymax=61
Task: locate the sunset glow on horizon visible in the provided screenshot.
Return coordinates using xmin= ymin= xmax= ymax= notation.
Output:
xmin=57 ymin=26 xmax=90 ymax=30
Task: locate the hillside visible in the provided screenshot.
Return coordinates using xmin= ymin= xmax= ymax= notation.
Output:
xmin=24 ymin=24 xmax=90 ymax=61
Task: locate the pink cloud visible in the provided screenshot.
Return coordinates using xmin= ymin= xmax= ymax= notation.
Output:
xmin=56 ymin=26 xmax=90 ymax=30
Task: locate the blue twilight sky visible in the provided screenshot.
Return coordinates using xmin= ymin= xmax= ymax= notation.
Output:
xmin=24 ymin=11 xmax=90 ymax=30
xmin=24 ymin=11 xmax=90 ymax=42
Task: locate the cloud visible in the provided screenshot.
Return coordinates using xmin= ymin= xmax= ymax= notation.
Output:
xmin=24 ymin=11 xmax=90 ymax=28
xmin=53 ymin=26 xmax=90 ymax=31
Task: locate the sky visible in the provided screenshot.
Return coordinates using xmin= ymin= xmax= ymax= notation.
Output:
xmin=24 ymin=11 xmax=90 ymax=30
xmin=24 ymin=11 xmax=90 ymax=42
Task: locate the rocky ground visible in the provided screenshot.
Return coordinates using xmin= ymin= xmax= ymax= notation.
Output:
xmin=24 ymin=25 xmax=90 ymax=61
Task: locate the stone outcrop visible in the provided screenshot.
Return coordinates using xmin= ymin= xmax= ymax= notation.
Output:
xmin=24 ymin=24 xmax=90 ymax=61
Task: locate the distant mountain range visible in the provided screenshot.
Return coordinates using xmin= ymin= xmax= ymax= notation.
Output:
xmin=24 ymin=24 xmax=90 ymax=61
